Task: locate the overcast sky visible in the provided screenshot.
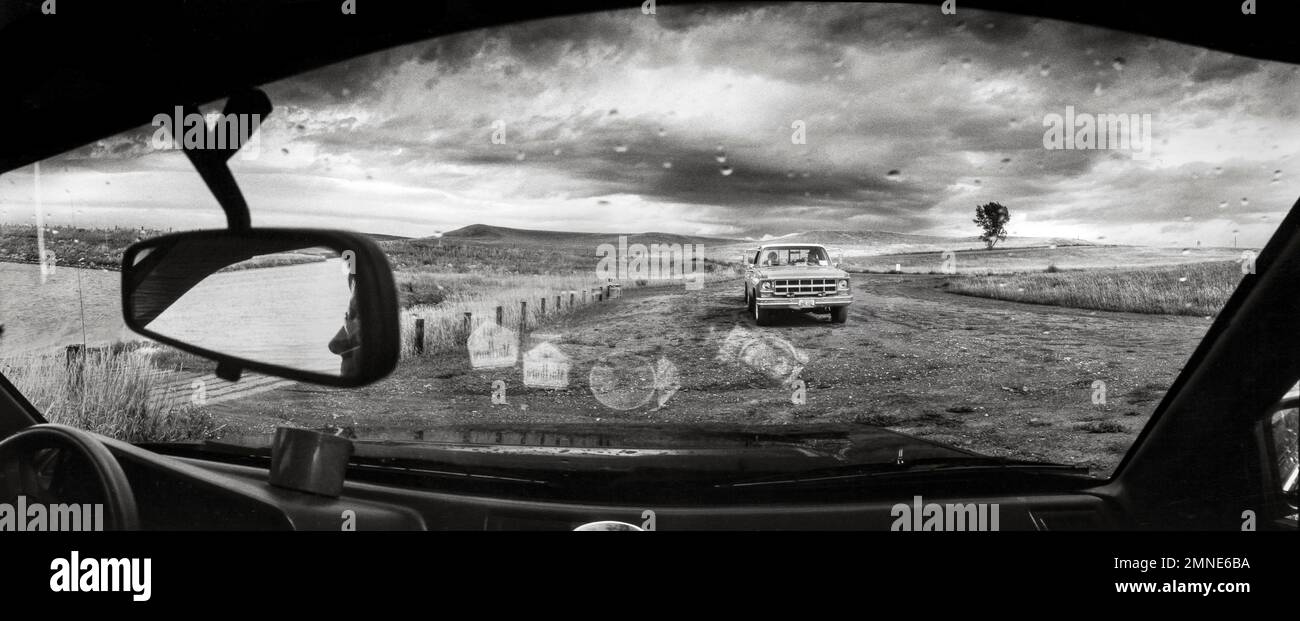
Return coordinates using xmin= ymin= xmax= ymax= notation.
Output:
xmin=1 ymin=3 xmax=1296 ymax=246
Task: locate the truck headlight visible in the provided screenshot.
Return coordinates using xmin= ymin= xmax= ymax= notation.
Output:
xmin=838 ymin=279 xmax=849 ymax=290
xmin=760 ymin=281 xmax=772 ymax=292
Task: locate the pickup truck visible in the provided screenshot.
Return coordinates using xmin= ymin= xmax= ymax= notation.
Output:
xmin=743 ymin=244 xmax=852 ymax=325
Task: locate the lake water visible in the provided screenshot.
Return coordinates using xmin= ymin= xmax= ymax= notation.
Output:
xmin=0 ymin=262 xmax=130 ymax=355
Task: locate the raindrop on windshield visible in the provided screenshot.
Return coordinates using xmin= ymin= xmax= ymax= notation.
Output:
xmin=1112 ymin=57 xmax=1126 ymax=71
xmin=720 ymin=166 xmax=734 ymax=176
xmin=1241 ymin=198 xmax=1249 ymax=207
xmin=614 ymin=144 xmax=629 ymax=153
xmin=1039 ymin=64 xmax=1051 ymax=76
xmin=885 ymin=170 xmax=901 ymax=181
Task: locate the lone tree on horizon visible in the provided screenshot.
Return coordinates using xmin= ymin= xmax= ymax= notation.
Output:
xmin=973 ymin=202 xmax=1011 ymax=249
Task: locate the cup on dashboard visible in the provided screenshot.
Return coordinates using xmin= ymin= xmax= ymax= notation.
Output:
xmin=268 ymin=426 xmax=355 ymax=497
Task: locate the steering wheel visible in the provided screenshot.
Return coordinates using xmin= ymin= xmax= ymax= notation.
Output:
xmin=0 ymin=424 xmax=140 ymax=530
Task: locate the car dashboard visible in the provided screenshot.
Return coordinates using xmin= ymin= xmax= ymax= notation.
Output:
xmin=104 ymin=437 xmax=1121 ymax=531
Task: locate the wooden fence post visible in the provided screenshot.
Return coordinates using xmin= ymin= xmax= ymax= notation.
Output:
xmin=496 ymin=305 xmax=504 ymax=325
xmin=414 ymin=318 xmax=425 ymax=355
xmin=64 ymin=344 xmax=85 ymax=393
xmin=520 ymin=300 xmax=527 ymax=331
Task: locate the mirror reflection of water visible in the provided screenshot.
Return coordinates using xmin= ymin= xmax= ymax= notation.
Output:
xmin=144 ymin=258 xmax=353 ymax=375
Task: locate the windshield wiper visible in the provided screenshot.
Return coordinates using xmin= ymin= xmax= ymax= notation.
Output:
xmin=718 ymin=457 xmax=1092 ymax=489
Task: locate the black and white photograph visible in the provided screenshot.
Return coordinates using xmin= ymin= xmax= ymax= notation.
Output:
xmin=0 ymin=0 xmax=1295 ymax=604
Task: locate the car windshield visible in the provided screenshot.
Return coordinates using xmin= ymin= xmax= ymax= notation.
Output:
xmin=1 ymin=3 xmax=1296 ymax=478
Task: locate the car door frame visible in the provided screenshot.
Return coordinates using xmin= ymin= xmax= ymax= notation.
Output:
xmin=1096 ymin=196 xmax=1300 ymax=529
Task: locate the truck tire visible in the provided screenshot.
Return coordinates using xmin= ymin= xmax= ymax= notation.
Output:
xmin=830 ymin=306 xmax=849 ymax=324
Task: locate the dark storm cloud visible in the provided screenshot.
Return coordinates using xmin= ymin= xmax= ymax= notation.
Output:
xmin=33 ymin=3 xmax=1296 ymax=245
xmin=1190 ymin=55 xmax=1261 ymax=83
xmin=414 ymin=11 xmax=637 ymax=71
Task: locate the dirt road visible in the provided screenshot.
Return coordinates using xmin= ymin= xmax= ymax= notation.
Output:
xmin=210 ymin=273 xmax=1212 ymax=474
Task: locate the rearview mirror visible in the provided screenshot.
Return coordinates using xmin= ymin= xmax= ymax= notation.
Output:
xmin=121 ymin=229 xmax=399 ymax=387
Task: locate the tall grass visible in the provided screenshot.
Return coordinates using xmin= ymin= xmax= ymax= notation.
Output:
xmin=0 ymin=223 xmax=171 ymax=271
xmin=0 ymin=347 xmax=221 ymax=442
xmin=944 ymin=261 xmax=1242 ymax=316
xmin=844 ymin=245 xmax=1249 ymax=275
xmin=218 ymin=252 xmax=328 ymax=272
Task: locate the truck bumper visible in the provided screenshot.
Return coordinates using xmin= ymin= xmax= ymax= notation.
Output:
xmin=756 ymin=295 xmax=853 ymax=310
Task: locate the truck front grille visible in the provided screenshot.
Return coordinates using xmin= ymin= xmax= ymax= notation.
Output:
xmin=771 ymin=278 xmax=837 ymax=296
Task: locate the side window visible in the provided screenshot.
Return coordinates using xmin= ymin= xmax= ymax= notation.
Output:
xmin=1262 ymin=382 xmax=1298 ymax=528
xmin=1271 ymin=406 xmax=1297 ymax=494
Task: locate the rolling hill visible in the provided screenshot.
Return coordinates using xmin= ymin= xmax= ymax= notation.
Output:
xmin=439 ymin=224 xmax=735 ymax=247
